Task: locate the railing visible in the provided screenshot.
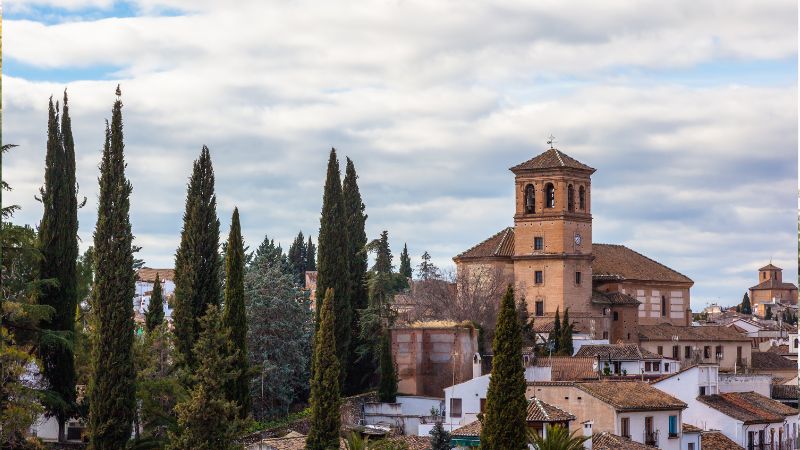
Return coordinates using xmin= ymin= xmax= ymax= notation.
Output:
xmin=644 ymin=430 xmax=659 ymax=447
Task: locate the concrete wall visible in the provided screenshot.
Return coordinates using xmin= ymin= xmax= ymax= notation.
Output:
xmin=443 ymin=374 xmax=490 ymax=431
xmin=363 ymin=396 xmax=443 ymax=435
xmin=527 ymin=384 xmax=613 ymax=435
xmin=681 ymin=431 xmax=701 ymax=450
xmin=718 ymin=373 xmax=772 ymax=397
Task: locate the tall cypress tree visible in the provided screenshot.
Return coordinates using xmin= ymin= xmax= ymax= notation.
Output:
xmin=315 ymin=148 xmax=351 ymax=385
xmin=480 ymin=285 xmax=528 ymax=450
xmin=547 ymin=307 xmax=561 ymax=354
xmin=287 ymin=231 xmax=307 ymax=285
xmin=399 ymin=243 xmax=412 ymax=279
xmin=377 ymin=331 xmax=398 ymax=403
xmin=741 ymin=292 xmax=752 ymax=315
xmin=560 ymin=308 xmax=573 ymax=355
xmin=306 ymin=236 xmax=316 ymax=271
xmin=88 ymin=87 xmax=136 ymax=450
xmin=306 ymin=288 xmax=341 ymax=450
xmin=173 ymin=146 xmax=221 ymax=370
xmin=222 ymin=207 xmax=250 ymax=418
xmin=145 ymin=273 xmax=165 ymax=332
xmin=343 ymin=157 xmax=369 ymax=394
xmin=372 ymin=231 xmax=393 ymax=273
xmin=37 ymin=93 xmax=79 ymax=442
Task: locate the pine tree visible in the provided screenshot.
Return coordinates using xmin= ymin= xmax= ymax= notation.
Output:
xmin=145 ymin=273 xmax=165 ymax=332
xmin=173 ymin=146 xmax=221 ymax=370
xmin=399 ymin=243 xmax=412 ymax=279
xmin=429 ymin=420 xmax=453 ymax=450
xmin=169 ymin=305 xmax=240 ymax=450
xmin=37 ymin=93 xmax=79 ymax=442
xmin=252 ymin=235 xmax=290 ymax=273
xmin=306 ymin=236 xmax=316 ymax=271
xmin=306 ymin=288 xmax=342 ymax=450
xmin=560 ymin=308 xmax=573 ymax=356
xmin=480 ymin=285 xmax=528 ymax=450
xmin=343 ymin=157 xmax=370 ymax=394
xmin=288 ymin=231 xmax=307 ymax=285
xmin=417 ymin=251 xmax=439 ymax=280
xmin=88 ymin=87 xmax=136 ymax=450
xmin=547 ymin=308 xmax=561 ymax=354
xmin=315 ymin=148 xmax=351 ymax=386
xmin=372 ymin=231 xmax=393 ymax=273
xmin=222 ymin=207 xmax=250 ymax=418
xmin=741 ymin=293 xmax=752 ymax=315
xmin=377 ymin=331 xmax=398 ymax=403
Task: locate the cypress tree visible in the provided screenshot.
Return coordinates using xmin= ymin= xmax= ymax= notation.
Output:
xmin=547 ymin=307 xmax=561 ymax=354
xmin=480 ymin=285 xmax=528 ymax=450
xmin=560 ymin=308 xmax=573 ymax=355
xmin=173 ymin=146 xmax=221 ymax=370
xmin=741 ymin=293 xmax=752 ymax=315
xmin=399 ymin=243 xmax=412 ymax=279
xmin=222 ymin=207 xmax=250 ymax=418
xmin=315 ymin=148 xmax=351 ymax=385
xmin=145 ymin=273 xmax=165 ymax=332
xmin=343 ymin=157 xmax=369 ymax=394
xmin=288 ymin=231 xmax=307 ymax=285
xmin=306 ymin=288 xmax=341 ymax=450
xmin=88 ymin=87 xmax=136 ymax=449
xmin=372 ymin=231 xmax=393 ymax=273
xmin=377 ymin=331 xmax=398 ymax=403
xmin=37 ymin=93 xmax=79 ymax=442
xmin=306 ymin=236 xmax=316 ymax=271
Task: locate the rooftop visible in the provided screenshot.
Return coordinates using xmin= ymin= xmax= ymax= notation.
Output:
xmin=532 ymin=356 xmax=599 ymax=381
xmin=575 ymin=381 xmax=686 ymax=412
xmin=771 ymin=384 xmax=799 ymax=400
xmin=510 ymin=148 xmax=595 ymax=173
xmin=591 ymin=290 xmax=641 ymax=306
xmin=750 ymin=351 xmax=796 ymax=370
xmin=526 ymin=397 xmax=576 ymax=422
xmin=749 ymin=278 xmax=798 ymax=291
xmin=759 ymin=263 xmax=782 ymax=271
xmin=682 ymin=423 xmax=702 ymax=433
xmin=592 ymin=432 xmax=657 ymax=450
xmin=451 ymin=419 xmax=482 ymax=437
xmin=454 ymin=226 xmax=514 ymax=260
xmin=592 ymin=243 xmax=692 ymax=284
xmin=637 ymin=324 xmax=749 ymax=342
xmin=701 ymin=430 xmax=744 ymax=450
xmin=136 ymin=267 xmax=174 ymax=282
xmin=575 ymin=344 xmax=664 ymax=361
xmin=697 ymin=391 xmax=798 ymax=424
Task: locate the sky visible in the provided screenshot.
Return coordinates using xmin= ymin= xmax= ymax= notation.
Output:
xmin=3 ymin=0 xmax=798 ymax=311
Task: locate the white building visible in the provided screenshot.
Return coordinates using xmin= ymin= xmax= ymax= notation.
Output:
xmin=134 ymin=268 xmax=175 ymax=324
xmin=574 ymin=343 xmax=679 ymax=377
xmin=362 ymin=396 xmax=443 ymax=436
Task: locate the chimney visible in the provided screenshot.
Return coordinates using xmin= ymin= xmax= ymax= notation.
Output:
xmin=582 ymin=421 xmax=594 ymax=450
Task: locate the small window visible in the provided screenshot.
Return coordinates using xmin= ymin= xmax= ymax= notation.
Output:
xmin=699 ymin=386 xmax=706 ymax=396
xmin=567 ymin=184 xmax=575 ymax=212
xmin=613 ymin=311 xmax=619 ymax=321
xmin=704 ymin=346 xmax=711 ymax=359
xmin=715 ymin=345 xmax=723 ymax=360
xmin=620 ymin=417 xmax=630 ymax=438
xmin=661 ymin=296 xmax=667 ymax=317
xmin=672 ymin=345 xmax=679 ymax=359
xmin=450 ymin=398 xmax=462 ymax=418
xmin=535 ymin=300 xmax=544 ymax=317
xmin=645 ymin=362 xmax=651 ymax=371
xmin=603 ymin=331 xmax=608 ymax=339
xmin=545 ymin=183 xmax=555 ymax=208
xmin=689 ymin=443 xmax=695 ymax=450
xmin=579 ymin=186 xmax=586 ymax=210
xmin=657 ymin=346 xmax=663 ymax=355
xmin=668 ymin=415 xmax=678 ymax=437
xmin=575 ymin=271 xmax=582 ymax=285
xmin=525 ymin=184 xmax=535 ymax=214
xmin=534 ymin=237 xmax=544 ymax=251
xmin=535 ymin=271 xmax=543 ymax=284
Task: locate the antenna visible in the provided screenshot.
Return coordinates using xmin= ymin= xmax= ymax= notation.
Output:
xmin=546 ymin=134 xmax=557 ymax=149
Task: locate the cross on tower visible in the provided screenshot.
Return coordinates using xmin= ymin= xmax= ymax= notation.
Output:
xmin=546 ymin=134 xmax=557 ymax=149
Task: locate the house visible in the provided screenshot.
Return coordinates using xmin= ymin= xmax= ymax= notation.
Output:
xmin=636 ymin=324 xmax=752 ymax=371
xmin=574 ymin=343 xmax=679 ymax=377
xmin=651 ymin=365 xmax=720 ymax=423
xmin=529 ymin=356 xmax=599 ymax=381
xmin=750 ymin=351 xmax=797 ymax=380
xmin=427 ymin=373 xmax=489 ymax=435
xmin=133 ymin=267 xmax=175 ymax=328
xmin=528 ymin=381 xmax=687 ymax=450
xmin=700 ymin=430 xmax=744 ymax=450
xmin=718 ymin=372 xmax=772 ymax=397
xmin=362 ymin=396 xmax=443 ymax=435
xmin=681 ymin=423 xmax=702 ymax=450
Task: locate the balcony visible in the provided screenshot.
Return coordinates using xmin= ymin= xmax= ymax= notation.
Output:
xmin=644 ymin=430 xmax=659 ymax=447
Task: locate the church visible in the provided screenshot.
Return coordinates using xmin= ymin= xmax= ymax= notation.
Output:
xmin=454 ymin=147 xmax=694 ymax=343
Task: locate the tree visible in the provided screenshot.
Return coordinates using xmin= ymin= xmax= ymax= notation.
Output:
xmin=547 ymin=308 xmax=561 ymax=354
xmin=252 ymin=235 xmax=290 ymax=273
xmin=306 ymin=236 xmax=316 ymax=271
xmin=399 ymin=244 xmax=412 ymax=280
xmin=222 ymin=207 xmax=250 ymax=418
xmin=173 ymin=146 xmax=221 ymax=371
xmin=765 ymin=306 xmax=773 ymax=320
xmin=169 ymin=305 xmax=240 ymax=450
xmin=417 ymin=251 xmax=439 ymax=280
xmin=480 ymin=285 xmax=528 ymax=450
xmin=377 ymin=331 xmax=398 ymax=403
xmin=288 ymin=231 xmax=308 ymax=286
xmin=516 ymin=297 xmax=533 ymax=346
xmin=88 ymin=87 xmax=137 ymax=450
xmin=741 ymin=293 xmax=752 ymax=315
xmin=246 ymin=255 xmax=313 ymax=420
xmin=560 ymin=308 xmax=573 ymax=356
xmin=315 ymin=148 xmax=351 ymax=387
xmin=306 ymin=288 xmax=342 ymax=450
xmin=527 ymin=424 xmax=589 ymax=450
xmin=145 ymin=273 xmax=165 ymax=332
xmin=37 ymin=93 xmax=80 ymax=442
xmin=371 ymin=231 xmax=393 ymax=273
xmin=429 ymin=420 xmax=453 ymax=450
xmin=343 ymin=157 xmax=369 ymax=394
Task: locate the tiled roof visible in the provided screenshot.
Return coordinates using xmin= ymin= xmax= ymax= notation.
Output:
xmin=766 ymin=344 xmax=790 ymax=355
xmin=575 ymin=344 xmax=663 ymax=361
xmin=249 ymin=435 xmax=307 ymax=450
xmin=136 ymin=267 xmax=175 ymax=282
xmin=526 ymin=397 xmax=576 ymax=422
xmin=576 ymin=381 xmax=686 ymax=411
xmin=749 ymin=278 xmax=798 ymax=290
xmin=750 ymin=352 xmax=796 ymax=370
xmin=591 ymin=290 xmax=641 ymax=306
xmin=531 ymin=318 xmax=587 ymax=334
xmin=451 ymin=420 xmax=482 ymax=436
xmin=592 ymin=244 xmax=692 ymax=284
xmin=592 ymin=432 xmax=657 ymax=450
xmin=682 ymin=423 xmax=702 ymax=433
xmin=454 ymin=227 xmax=514 ymax=260
xmin=701 ymin=431 xmax=744 ymax=450
xmin=533 ymin=356 xmax=598 ymax=381
xmin=760 ymin=264 xmax=782 ymax=271
xmin=771 ymin=384 xmax=799 ymax=400
xmin=510 ymin=148 xmax=595 ymax=173
xmin=385 ymin=435 xmax=430 ymax=450
xmin=698 ymin=392 xmax=798 ymax=424
xmin=637 ymin=324 xmax=749 ymax=342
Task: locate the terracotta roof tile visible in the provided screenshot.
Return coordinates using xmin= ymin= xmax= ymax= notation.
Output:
xmin=771 ymin=384 xmax=799 ymax=400
xmin=454 ymin=227 xmax=514 ymax=260
xmin=136 ymin=267 xmax=174 ymax=282
xmin=576 ymin=381 xmax=686 ymax=411
xmin=637 ymin=324 xmax=749 ymax=342
xmin=510 ymin=148 xmax=595 ymax=173
xmin=751 ymin=352 xmax=796 ymax=370
xmin=701 ymin=431 xmax=744 ymax=450
xmin=749 ymin=278 xmax=798 ymax=291
xmin=575 ymin=344 xmax=665 ymax=361
xmin=698 ymin=392 xmax=797 ymax=424
xmin=592 ymin=244 xmax=692 ymax=284
xmin=682 ymin=423 xmax=702 ymax=433
xmin=526 ymin=397 xmax=576 ymax=422
xmin=592 ymin=432 xmax=657 ymax=450
xmin=451 ymin=420 xmax=482 ymax=436
xmin=759 ymin=264 xmax=782 ymax=271
xmin=766 ymin=344 xmax=790 ymax=355
xmin=385 ymin=435 xmax=430 ymax=450
xmin=533 ymin=356 xmax=599 ymax=381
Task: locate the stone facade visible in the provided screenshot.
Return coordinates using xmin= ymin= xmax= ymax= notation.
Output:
xmin=749 ymin=264 xmax=798 ymax=318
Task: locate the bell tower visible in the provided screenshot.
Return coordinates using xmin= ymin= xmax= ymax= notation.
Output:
xmin=510 ymin=147 xmax=595 ymax=318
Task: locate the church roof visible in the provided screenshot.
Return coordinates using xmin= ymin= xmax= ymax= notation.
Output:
xmin=591 ymin=290 xmax=641 ymax=306
xmin=759 ymin=263 xmax=782 ymax=271
xmin=510 ymin=148 xmax=595 ymax=173
xmin=592 ymin=244 xmax=693 ymax=284
xmin=453 ymin=226 xmax=514 ymax=260
xmin=749 ymin=278 xmax=797 ymax=291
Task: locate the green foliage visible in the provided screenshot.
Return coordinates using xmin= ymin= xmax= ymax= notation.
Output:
xmin=547 ymin=308 xmax=561 ymax=354
xmin=378 ymin=331 xmax=398 ymax=403
xmin=252 ymin=235 xmax=290 ymax=273
xmin=223 ymin=208 xmax=251 ymax=418
xmin=306 ymin=236 xmax=316 ymax=272
xmin=417 ymin=251 xmax=439 ymax=280
xmin=429 ymin=420 xmax=453 ymax=450
xmin=398 ymin=244 xmax=412 ymax=280
xmin=516 ymin=297 xmax=534 ymax=346
xmin=169 ymin=305 xmax=242 ymax=450
xmin=288 ymin=231 xmax=309 ymax=286
xmin=560 ymin=308 xmax=573 ymax=356
xmin=741 ymin=292 xmax=752 ymax=315
xmin=246 ymin=255 xmax=312 ymax=420
xmin=306 ymin=288 xmax=342 ymax=450
xmin=527 ymin=424 xmax=589 ymax=450
xmin=145 ymin=273 xmax=165 ymax=332
xmin=480 ymin=285 xmax=528 ymax=450
xmin=89 ymin=87 xmax=137 ymax=450
xmin=370 ymin=231 xmax=393 ymax=274
xmin=173 ymin=145 xmax=221 ymax=371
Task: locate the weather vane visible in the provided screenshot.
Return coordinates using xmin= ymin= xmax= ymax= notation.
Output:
xmin=546 ymin=134 xmax=557 ymax=149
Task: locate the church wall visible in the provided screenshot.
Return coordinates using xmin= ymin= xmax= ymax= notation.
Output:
xmin=596 ymin=281 xmax=691 ymax=326
xmin=609 ymin=306 xmax=640 ymax=344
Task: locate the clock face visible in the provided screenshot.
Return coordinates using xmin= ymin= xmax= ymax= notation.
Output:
xmin=574 ymin=233 xmax=582 ymax=245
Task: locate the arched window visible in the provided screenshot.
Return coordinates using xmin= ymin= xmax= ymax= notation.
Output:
xmin=524 ymin=184 xmax=535 ymax=214
xmin=545 ymin=183 xmax=555 ymax=208
xmin=579 ymin=186 xmax=586 ymax=210
xmin=567 ymin=184 xmax=575 ymax=212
